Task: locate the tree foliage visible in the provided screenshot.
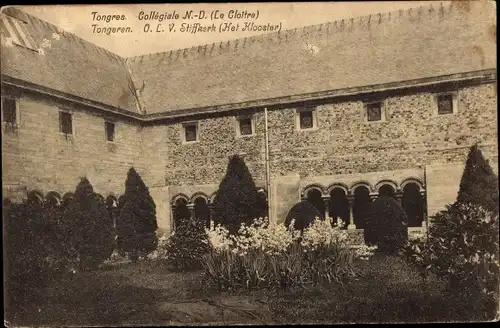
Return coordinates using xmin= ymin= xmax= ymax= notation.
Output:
xmin=364 ymin=196 xmax=408 ymax=254
xmin=212 ymin=155 xmax=260 ymax=234
xmin=164 ymin=218 xmax=210 ymax=270
xmin=63 ymin=177 xmax=115 ymax=269
xmin=117 ymin=167 xmax=158 ymax=260
xmin=456 ymin=144 xmax=499 ymax=214
xmin=285 ymin=201 xmax=324 ymax=231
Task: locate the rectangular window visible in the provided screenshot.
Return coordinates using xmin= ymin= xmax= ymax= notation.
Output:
xmin=1 ymin=15 xmax=37 ymax=50
xmin=437 ymin=93 xmax=454 ymax=115
xmin=2 ymin=98 xmax=17 ymax=124
xmin=59 ymin=111 xmax=72 ymax=135
xmin=366 ymin=102 xmax=382 ymax=122
xmin=105 ymin=121 xmax=115 ymax=142
xmin=299 ymin=109 xmax=314 ymax=129
xmin=184 ymin=123 xmax=198 ymax=142
xmin=238 ymin=117 xmax=253 ymax=136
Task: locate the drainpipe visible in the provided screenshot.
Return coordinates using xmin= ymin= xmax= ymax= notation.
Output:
xmin=264 ymin=107 xmax=271 ymax=221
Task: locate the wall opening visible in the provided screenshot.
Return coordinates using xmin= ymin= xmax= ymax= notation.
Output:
xmin=353 ymin=186 xmax=371 ymax=229
xmin=329 ymin=188 xmax=349 ymax=228
xmin=193 ymin=197 xmax=210 ymax=226
xmin=306 ymin=189 xmax=324 ymax=218
xmin=402 ymin=183 xmax=424 ymax=227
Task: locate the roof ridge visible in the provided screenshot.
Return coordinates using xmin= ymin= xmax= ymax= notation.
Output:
xmin=3 ymin=6 xmax=126 ymax=64
xmin=124 ymin=1 xmax=455 ymax=63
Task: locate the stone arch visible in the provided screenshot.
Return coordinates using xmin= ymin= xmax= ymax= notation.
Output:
xmin=45 ymin=191 xmax=62 ymax=207
xmin=171 ymin=193 xmax=190 ymax=205
xmin=27 ymin=190 xmax=44 ymax=206
xmin=105 ymin=194 xmax=118 ymax=208
xmin=209 ymin=191 xmax=218 ymax=204
xmin=352 ymin=185 xmax=371 ymax=229
xmin=329 ymin=187 xmax=349 ymax=228
xmin=192 ymin=196 xmax=210 ymax=225
xmin=189 ymin=192 xmax=209 ymax=204
xmin=326 ymin=183 xmax=349 ymax=195
xmin=304 ymin=188 xmax=324 ymax=217
xmin=171 ymin=194 xmax=190 ymax=230
xmin=400 ymin=178 xmax=425 ymax=192
xmin=93 ymin=193 xmax=105 ymax=204
xmin=350 ymin=181 xmax=373 ymax=194
xmin=105 ymin=195 xmax=119 ymax=228
xmin=375 ymin=180 xmax=399 ymax=194
xmin=62 ymin=192 xmax=74 ymax=207
xmin=301 ymin=184 xmax=326 ymax=199
xmin=402 ymin=182 xmax=425 ymax=227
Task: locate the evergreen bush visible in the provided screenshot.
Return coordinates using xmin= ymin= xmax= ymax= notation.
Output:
xmin=117 ymin=167 xmax=158 ymax=261
xmin=164 ymin=218 xmax=210 ymax=270
xmin=63 ymin=177 xmax=115 ymax=269
xmin=405 ymin=203 xmax=499 ymax=304
xmin=364 ymin=196 xmax=408 ymax=254
xmin=211 ymin=155 xmax=260 ymax=234
xmin=285 ymin=201 xmax=323 ymax=231
xmin=456 ymin=144 xmax=499 ymax=214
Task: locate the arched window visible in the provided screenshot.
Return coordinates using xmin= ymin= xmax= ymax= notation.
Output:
xmin=353 ymin=186 xmax=371 ymax=229
xmin=306 ymin=189 xmax=324 ymax=218
xmin=329 ymin=188 xmax=349 ymax=229
xmin=193 ymin=197 xmax=210 ymax=225
xmin=402 ymin=183 xmax=424 ymax=227
xmin=378 ymin=184 xmax=396 ymax=198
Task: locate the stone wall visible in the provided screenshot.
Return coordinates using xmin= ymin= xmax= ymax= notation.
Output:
xmin=2 ymin=81 xmax=497 ymax=233
xmin=1 ymin=92 xmax=145 ymax=201
xmin=163 ymin=82 xmax=497 ymax=225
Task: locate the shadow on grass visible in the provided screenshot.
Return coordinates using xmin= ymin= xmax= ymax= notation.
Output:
xmin=4 ymin=260 xmax=204 ymax=326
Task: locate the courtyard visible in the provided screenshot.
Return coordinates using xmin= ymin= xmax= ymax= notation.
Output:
xmin=5 ymin=254 xmax=495 ymax=326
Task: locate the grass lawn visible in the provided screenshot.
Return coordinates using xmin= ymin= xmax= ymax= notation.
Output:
xmin=5 ymin=254 xmax=497 ymax=325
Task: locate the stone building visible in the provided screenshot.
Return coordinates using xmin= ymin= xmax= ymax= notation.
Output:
xmin=1 ymin=2 xmax=497 ymax=239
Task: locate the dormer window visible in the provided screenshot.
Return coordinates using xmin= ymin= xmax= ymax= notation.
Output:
xmin=1 ymin=14 xmax=37 ymax=50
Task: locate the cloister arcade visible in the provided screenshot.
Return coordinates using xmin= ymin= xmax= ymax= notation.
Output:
xmin=300 ymin=178 xmax=427 ymax=230
xmin=17 ymin=190 xmax=120 ymax=228
xmin=171 ymin=189 xmax=269 ymax=230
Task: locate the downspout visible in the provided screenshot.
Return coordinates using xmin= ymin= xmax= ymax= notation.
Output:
xmin=264 ymin=107 xmax=271 ymax=221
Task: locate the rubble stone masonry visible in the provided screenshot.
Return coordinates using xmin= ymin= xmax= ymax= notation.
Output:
xmin=2 ymin=81 xmax=498 ymax=233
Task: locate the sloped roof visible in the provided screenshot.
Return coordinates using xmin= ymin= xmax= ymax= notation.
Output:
xmin=126 ymin=1 xmax=496 ymax=114
xmin=1 ymin=7 xmax=139 ymax=113
xmin=1 ymin=2 xmax=497 ymax=117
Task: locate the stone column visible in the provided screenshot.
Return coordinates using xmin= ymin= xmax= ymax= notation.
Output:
xmin=322 ymin=197 xmax=331 ymax=220
xmin=347 ymin=196 xmax=356 ymax=230
xmin=208 ymin=203 xmax=214 ymax=222
xmin=395 ymin=192 xmax=403 ymax=205
xmin=420 ymin=191 xmax=427 ymax=231
xmin=187 ymin=204 xmax=195 ymax=220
